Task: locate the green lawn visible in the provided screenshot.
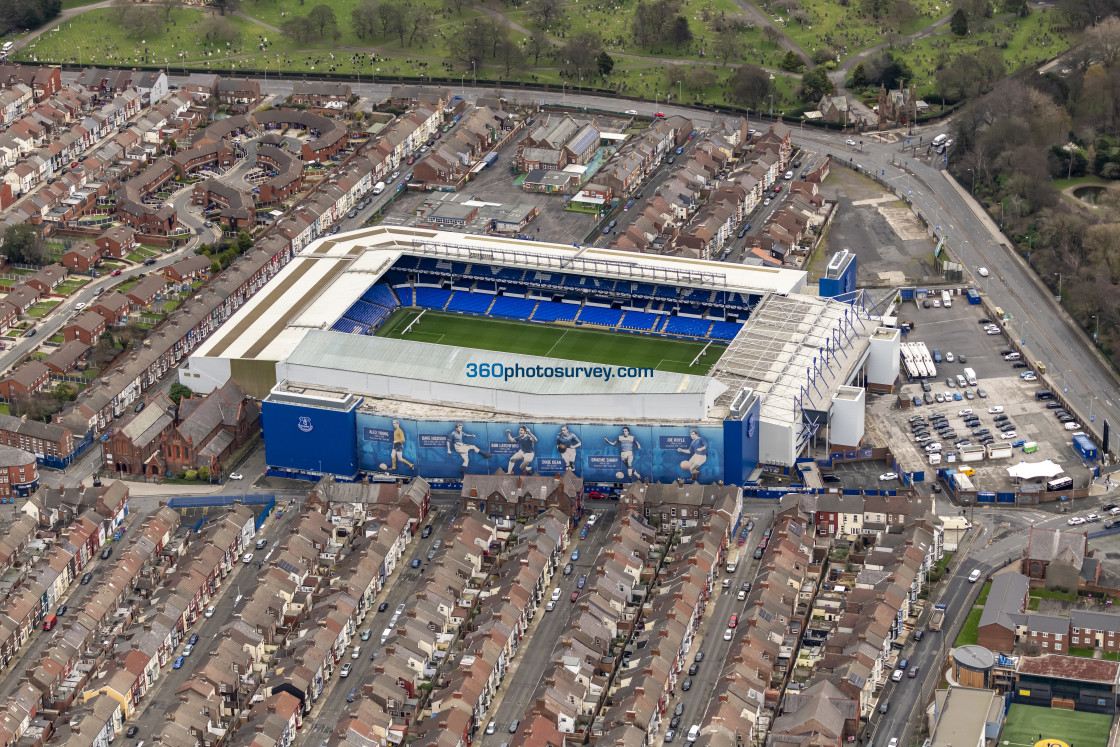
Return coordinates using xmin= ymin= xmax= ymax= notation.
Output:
xmin=954 ymin=607 xmax=982 ymax=646
xmin=1030 ymin=588 xmax=1079 ymax=602
xmin=1002 ymin=703 xmax=1112 ymax=747
xmin=768 ymin=0 xmax=945 ymax=59
xmin=891 ymin=10 xmax=1075 ymax=99
xmin=375 ymin=309 xmax=725 ymax=375
xmin=977 ymin=580 xmax=991 ymax=606
xmin=934 ymin=552 xmax=954 ymax=574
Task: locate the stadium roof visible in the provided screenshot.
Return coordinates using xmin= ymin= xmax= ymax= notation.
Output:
xmin=189 ymin=226 xmax=808 ymax=371
xmin=708 ymin=293 xmax=876 ymax=428
xmin=281 ymin=330 xmax=716 ymax=398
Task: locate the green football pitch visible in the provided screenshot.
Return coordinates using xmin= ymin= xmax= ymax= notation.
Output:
xmin=1001 ymin=704 xmax=1112 ymax=747
xmin=375 ymin=310 xmax=726 ymax=375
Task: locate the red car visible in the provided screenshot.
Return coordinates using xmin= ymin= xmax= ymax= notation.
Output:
xmin=112 ymin=270 xmax=122 ymax=276
xmin=738 ymin=536 xmax=745 ymax=546
xmin=729 ymin=614 xmax=738 ymax=628
xmin=570 ymin=591 xmax=579 ymax=602
xmin=773 ymin=184 xmax=782 ymax=193
xmin=654 ymin=111 xmax=665 ymax=118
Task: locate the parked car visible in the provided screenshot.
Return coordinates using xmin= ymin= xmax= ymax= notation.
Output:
xmin=563 ymin=563 xmax=574 ymax=575
xmin=173 ymin=656 xmax=185 ymax=669
xmin=340 ymin=663 xmax=351 ymax=678
xmin=204 ymin=606 xmax=215 ymax=618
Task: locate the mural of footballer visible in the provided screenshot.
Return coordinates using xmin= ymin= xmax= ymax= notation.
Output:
xmin=677 ymin=428 xmax=708 ymax=481
xmin=507 ymin=426 xmax=538 ymax=474
xmin=390 ymin=419 xmax=414 ymax=471
xmin=604 ymin=426 xmax=641 ymax=480
xmin=446 ymin=423 xmax=491 ymax=475
xmin=555 ymin=425 xmax=581 ymax=472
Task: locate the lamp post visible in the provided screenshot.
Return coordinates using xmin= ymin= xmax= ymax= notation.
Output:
xmin=1055 ymin=272 xmax=1062 ymax=302
xmin=1094 ymin=314 xmax=1100 ymax=343
xmin=966 ymin=167 xmax=974 ymax=195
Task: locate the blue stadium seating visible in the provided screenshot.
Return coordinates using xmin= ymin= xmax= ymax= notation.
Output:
xmin=530 ymin=272 xmax=557 ymax=285
xmin=656 ymin=316 xmax=670 ymax=332
xmin=578 ymin=306 xmax=624 ymax=326
xmin=394 ymin=285 xmax=414 ymax=306
xmin=666 ymin=316 xmax=712 ymax=337
xmin=361 ymin=284 xmax=400 ymax=309
xmin=415 ymin=287 xmax=453 ymax=310
xmin=490 ymin=296 xmax=537 ymax=319
xmin=331 ymin=319 xmax=370 ymax=334
xmin=453 ymin=279 xmax=473 ymax=290
xmin=417 ymin=258 xmax=444 ymax=273
xmin=619 ymin=311 xmax=658 ymax=331
xmin=474 ymin=280 xmax=497 ymax=293
xmin=673 ymin=304 xmax=708 ymax=317
xmin=532 ymin=302 xmax=580 ymax=322
xmin=709 ymin=321 xmax=742 ymax=340
xmin=491 ymin=267 xmax=526 ymax=282
xmin=343 ymin=301 xmax=389 ymax=327
xmin=655 ymin=285 xmax=679 ymax=299
xmin=446 ymin=292 xmax=494 ymax=314
xmin=632 ymin=283 xmax=657 ymax=298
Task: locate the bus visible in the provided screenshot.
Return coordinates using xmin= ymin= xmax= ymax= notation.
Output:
xmin=1046 ymin=476 xmax=1074 ymax=491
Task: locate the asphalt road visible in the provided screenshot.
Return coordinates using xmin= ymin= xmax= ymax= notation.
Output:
xmin=125 ymin=495 xmax=304 ymax=739
xmin=0 ymin=505 xmax=149 ymax=702
xmin=477 ymin=505 xmax=619 ymax=745
xmin=793 ymin=128 xmax=1120 ymax=454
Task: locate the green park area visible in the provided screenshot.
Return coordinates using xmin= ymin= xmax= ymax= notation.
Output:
xmin=1002 ymin=704 xmax=1110 ymax=747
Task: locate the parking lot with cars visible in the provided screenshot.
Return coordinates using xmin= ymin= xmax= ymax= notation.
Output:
xmin=869 ymin=294 xmax=1094 ymax=490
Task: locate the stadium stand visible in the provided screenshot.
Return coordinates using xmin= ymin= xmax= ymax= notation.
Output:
xmin=666 ymin=316 xmax=712 ymax=337
xmin=532 ymin=302 xmax=580 ymax=322
xmin=361 ymin=284 xmax=401 ymax=309
xmin=415 ymin=287 xmax=453 ymax=310
xmin=618 ymin=311 xmax=659 ymax=331
xmin=655 ymin=285 xmax=679 ymax=299
xmin=394 ymin=285 xmax=414 ymax=306
xmin=343 ymin=301 xmax=390 ymax=327
xmin=709 ymin=321 xmax=743 ymax=340
xmin=489 ymin=296 xmax=538 ymax=319
xmin=446 ymin=292 xmax=495 ymax=314
xmin=331 ymin=318 xmax=371 ymax=334
xmin=578 ymin=306 xmax=624 ymax=327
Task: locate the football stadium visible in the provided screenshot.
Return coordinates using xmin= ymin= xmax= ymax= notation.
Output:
xmin=179 ymin=226 xmax=900 ymax=485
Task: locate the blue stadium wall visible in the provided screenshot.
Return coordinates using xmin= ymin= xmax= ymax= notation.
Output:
xmin=263 ymin=400 xmax=759 ymax=484
xmin=263 ymin=398 xmax=361 ymax=480
xmin=819 ymin=253 xmax=857 ymax=299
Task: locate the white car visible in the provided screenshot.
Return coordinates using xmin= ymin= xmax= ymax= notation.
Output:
xmin=879 ymin=472 xmax=899 ymax=481
xmin=988 ymin=406 xmax=1004 ymax=414
xmin=1023 ymin=374 xmax=1037 ymax=382
xmin=204 ymin=606 xmax=215 ymax=618
xmin=846 ymin=139 xmax=856 ymax=146
xmin=1068 ymin=516 xmax=1087 ymax=525
xmin=1000 ymin=431 xmax=1018 ymax=439
xmin=624 ymin=109 xmax=638 ymax=115
xmin=958 ymin=409 xmax=973 ymax=416
xmin=75 ymin=302 xmax=86 ymax=310
xmin=977 ymin=267 xmax=989 ymax=277
xmin=925 ymin=443 xmax=942 ymax=453
xmin=241 ymin=552 xmax=253 ymax=563
xmin=229 ymin=472 xmax=244 ymax=480
xmin=945 ymin=352 xmax=954 ymax=362
xmin=723 ymin=628 xmax=733 ymax=641
xmin=968 ymin=569 xmax=982 ymax=583
xmin=933 ymin=299 xmax=941 ymax=307
xmin=1065 ymin=422 xmax=1082 ymax=431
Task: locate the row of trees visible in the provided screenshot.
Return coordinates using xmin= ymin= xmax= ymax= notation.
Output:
xmin=282 ymin=4 xmax=342 ymax=41
xmin=948 ymin=17 xmax=1120 ymax=365
xmin=0 ymin=0 xmax=59 ymax=38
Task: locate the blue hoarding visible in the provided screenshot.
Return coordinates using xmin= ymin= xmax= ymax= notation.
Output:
xmin=354 ymin=413 xmax=727 ymax=483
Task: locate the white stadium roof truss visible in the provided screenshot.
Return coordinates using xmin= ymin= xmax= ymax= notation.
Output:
xmin=409 ymin=238 xmax=728 ymax=289
xmin=712 ymin=291 xmax=874 ymax=439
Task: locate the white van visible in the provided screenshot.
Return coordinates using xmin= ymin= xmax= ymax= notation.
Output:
xmin=941 ymin=290 xmax=952 ymax=307
xmin=551 ymin=588 xmax=563 ymax=602
xmin=380 ymin=628 xmax=392 ymax=644
xmin=932 ymin=134 xmax=948 ymax=147
xmin=372 ymin=181 xmax=386 ymax=195
xmin=687 ymin=725 xmax=701 ymax=742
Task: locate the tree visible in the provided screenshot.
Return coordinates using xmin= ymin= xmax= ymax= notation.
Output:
xmin=800 ymin=65 xmax=834 ymax=101
xmin=713 ymin=28 xmax=741 ymax=64
xmin=169 ymin=383 xmax=193 ymax=405
xmin=185 ymin=469 xmax=198 ymax=481
xmin=120 ymin=5 xmax=163 ymax=38
xmin=236 ymin=231 xmax=253 ymax=253
xmin=53 ymin=382 xmax=76 ymax=404
xmin=308 ymin=4 xmax=339 ymax=39
xmin=597 ymin=50 xmax=614 ymax=78
xmin=198 ymin=466 xmax=211 ymax=481
xmin=631 ymin=0 xmax=676 ymax=46
xmin=1 ymin=223 xmax=47 ymax=265
xmin=669 ymin=15 xmax=692 ymax=46
xmin=198 ymin=15 xmax=240 ymax=44
xmin=812 ymin=45 xmax=837 ymax=65
xmin=529 ymin=0 xmax=563 ymax=28
xmin=379 ymin=0 xmax=409 ymax=44
xmin=352 ymin=0 xmax=379 ymax=39
xmin=155 ymin=0 xmax=177 ymax=22
xmin=729 ymin=63 xmax=774 ymax=109
xmin=666 ymin=63 xmax=689 ymax=88
xmin=559 ymin=31 xmax=603 ymax=82
xmin=851 ymin=61 xmax=868 ymax=87
xmin=208 ymin=0 xmax=240 ymax=14
xmin=687 ymin=66 xmax=717 ymax=93
xmin=951 ymin=8 xmax=969 ymax=35
xmin=780 ymin=49 xmax=804 ymax=72
xmin=449 ymin=17 xmax=494 ymax=69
